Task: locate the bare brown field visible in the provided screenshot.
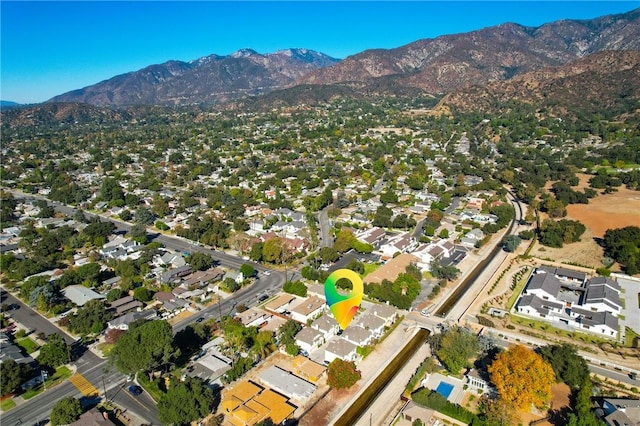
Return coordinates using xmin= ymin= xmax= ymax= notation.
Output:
xmin=531 ymin=227 xmax=604 ymax=269
xmin=566 ymin=186 xmax=640 ymax=237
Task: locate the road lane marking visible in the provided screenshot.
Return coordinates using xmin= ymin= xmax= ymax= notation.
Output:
xmin=69 ymin=373 xmax=99 ymax=397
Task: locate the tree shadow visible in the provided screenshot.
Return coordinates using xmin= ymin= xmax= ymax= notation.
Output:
xmin=548 ymin=405 xmax=573 ymax=426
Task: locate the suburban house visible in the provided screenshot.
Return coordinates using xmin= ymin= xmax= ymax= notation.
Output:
xmin=295 ymin=327 xmax=324 ymax=354
xmin=357 ymin=314 xmax=386 ymax=339
xmin=401 ymin=401 xmax=436 ymax=425
xmin=221 ymin=380 xmax=296 ymax=426
xmin=324 ymin=338 xmax=358 ymax=364
xmin=516 ymin=268 xmax=621 ymax=338
xmin=354 ymin=227 xmax=386 ymax=248
xmin=310 ymin=314 xmax=340 ymax=341
xmin=224 ymin=270 xmax=244 ymax=285
xmin=593 ymin=397 xmax=640 ymax=426
xmin=290 ymin=296 xmax=325 ymax=324
xmin=181 ymin=267 xmax=225 ymax=288
xmin=291 ymin=356 xmax=326 ymax=384
xmin=258 ymin=366 xmax=316 ymax=400
xmin=108 ymin=295 xmax=142 ymax=316
xmin=107 ymin=310 xmax=158 ymax=331
xmin=236 ymin=308 xmax=268 ymax=328
xmin=369 ymin=303 xmax=398 ymax=327
xmin=264 ymin=294 xmax=298 ymax=314
xmin=160 ymin=265 xmax=192 ymax=284
xmin=62 ymin=285 xmax=105 ymax=307
xmin=342 ymin=325 xmax=374 ymax=347
xmin=465 ymin=368 xmax=491 ymax=395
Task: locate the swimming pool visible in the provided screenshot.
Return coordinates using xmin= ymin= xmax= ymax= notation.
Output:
xmin=435 ymin=381 xmax=454 ymax=399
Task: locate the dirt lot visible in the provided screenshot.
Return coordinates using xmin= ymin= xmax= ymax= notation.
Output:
xmin=566 ymin=186 xmax=640 ymax=238
xmin=530 ymin=227 xmax=604 ymax=269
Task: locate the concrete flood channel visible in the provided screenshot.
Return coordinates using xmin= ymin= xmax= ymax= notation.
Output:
xmin=333 ymin=209 xmax=518 ymax=424
xmin=333 ymin=328 xmax=430 ymax=426
xmin=436 ymin=213 xmax=517 ymax=317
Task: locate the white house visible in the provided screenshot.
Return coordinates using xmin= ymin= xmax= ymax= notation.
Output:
xmin=324 ymin=338 xmax=358 ymax=364
xmin=290 ymin=296 xmax=325 ymax=324
xmin=310 ymin=314 xmax=340 ymax=341
xmin=235 ymin=308 xmax=268 ymax=327
xmin=295 ymin=327 xmax=324 ymax=354
xmin=357 ymin=314 xmax=386 ymax=339
xmin=342 ymin=326 xmax=374 ymax=347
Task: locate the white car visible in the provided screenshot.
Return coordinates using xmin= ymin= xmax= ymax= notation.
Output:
xmin=420 ymin=310 xmax=431 ymax=317
xmin=263 ymin=271 xmax=271 ymax=276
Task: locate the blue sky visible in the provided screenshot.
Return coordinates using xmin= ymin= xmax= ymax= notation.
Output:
xmin=2 ymin=1 xmax=639 ymax=104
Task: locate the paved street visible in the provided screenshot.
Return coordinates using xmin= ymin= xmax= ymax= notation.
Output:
xmin=1 ymin=292 xmax=76 ymax=344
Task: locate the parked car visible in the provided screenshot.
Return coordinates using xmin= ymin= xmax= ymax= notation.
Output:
xmin=258 ymin=294 xmax=269 ymax=302
xmin=128 ymin=385 xmax=143 ymax=396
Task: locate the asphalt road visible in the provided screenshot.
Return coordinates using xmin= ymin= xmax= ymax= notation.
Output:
xmin=1 ymin=292 xmax=76 ymax=344
xmin=317 ymin=207 xmax=332 ymax=248
xmin=5 ymin=192 xmax=286 ymax=425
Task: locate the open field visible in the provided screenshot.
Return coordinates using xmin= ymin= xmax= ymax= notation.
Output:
xmin=530 ymin=227 xmax=604 ymax=269
xmin=566 ymin=186 xmax=640 ymax=238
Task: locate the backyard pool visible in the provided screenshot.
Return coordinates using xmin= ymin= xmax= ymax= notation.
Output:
xmin=435 ymin=381 xmax=454 ymax=399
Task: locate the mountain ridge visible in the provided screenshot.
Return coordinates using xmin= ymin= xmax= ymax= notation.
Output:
xmin=45 ymin=7 xmax=640 ymax=107
xmin=50 ymin=48 xmax=339 ymax=106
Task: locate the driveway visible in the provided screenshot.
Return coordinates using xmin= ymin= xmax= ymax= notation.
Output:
xmin=617 ymin=276 xmax=640 ymax=337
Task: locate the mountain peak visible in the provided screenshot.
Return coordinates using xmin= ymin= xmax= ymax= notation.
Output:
xmin=230 ymin=48 xmax=259 ymax=58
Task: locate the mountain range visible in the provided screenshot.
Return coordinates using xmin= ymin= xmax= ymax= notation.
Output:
xmin=50 ymin=48 xmax=339 ymax=106
xmin=46 ymin=8 xmax=640 ymax=108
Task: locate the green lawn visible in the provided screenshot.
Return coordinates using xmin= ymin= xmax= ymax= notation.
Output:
xmin=16 ymin=337 xmax=39 ymax=354
xmin=506 ymin=268 xmax=533 ymax=311
xmin=625 ymin=327 xmax=640 ymax=348
xmin=0 ymin=398 xmax=16 ymax=411
xmin=510 ymin=314 xmax=613 ymax=345
xmin=23 ymin=365 xmax=73 ymax=400
xmin=97 ymin=342 xmax=115 ymax=356
xmin=362 ymin=263 xmax=379 ymax=277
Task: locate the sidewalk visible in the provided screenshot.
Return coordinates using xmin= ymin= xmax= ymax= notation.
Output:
xmin=327 ymin=321 xmax=421 ymax=425
xmin=299 ymin=317 xmax=418 ymax=426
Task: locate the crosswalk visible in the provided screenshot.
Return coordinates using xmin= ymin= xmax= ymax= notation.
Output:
xmin=69 ymin=373 xmax=99 ymax=397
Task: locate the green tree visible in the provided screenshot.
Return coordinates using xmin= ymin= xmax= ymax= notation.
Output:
xmin=133 ymin=286 xmax=154 ymax=303
xmin=0 ymin=359 xmax=33 ymax=395
xmin=37 ymin=333 xmax=70 ymax=369
xmin=186 ymin=252 xmax=214 ymax=271
xmin=134 ymin=206 xmax=156 ymax=225
xmin=435 ymin=327 xmax=479 ymax=373
xmin=106 ymin=288 xmax=125 ymax=302
xmin=380 ymin=189 xmax=398 ymax=204
xmin=157 ymin=377 xmax=214 ymax=426
xmin=602 ymin=226 xmax=640 ymax=275
xmin=252 ymin=330 xmax=277 ymax=360
xmin=283 ymin=281 xmax=307 ymax=297
xmin=110 ymin=320 xmax=177 ymax=375
xmin=240 ymin=263 xmax=255 ymax=278
xmin=537 ymin=344 xmax=589 ymax=389
xmin=250 ymin=242 xmax=264 ymax=261
xmin=566 ymin=377 xmax=602 ymax=426
xmin=502 ymin=235 xmax=522 ymax=252
xmin=277 ymin=320 xmax=302 ymax=347
xmin=68 ymin=300 xmax=112 ymax=335
xmin=327 ymin=359 xmax=361 ymax=389
xmin=129 ymin=223 xmax=148 ymax=244
xmin=319 ymin=246 xmax=339 ymax=264
xmin=50 ymin=397 xmax=83 ymax=426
